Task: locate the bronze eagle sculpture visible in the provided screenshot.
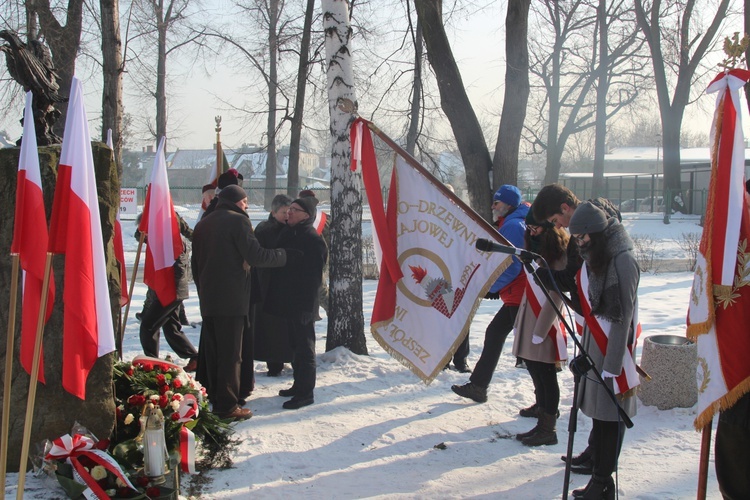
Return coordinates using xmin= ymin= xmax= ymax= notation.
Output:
xmin=0 ymin=29 xmax=67 ymax=145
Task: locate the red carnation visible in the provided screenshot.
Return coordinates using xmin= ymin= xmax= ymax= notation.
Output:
xmin=156 ymin=374 xmax=166 ymax=386
xmin=126 ymin=368 xmax=134 ymax=376
xmin=159 ymin=394 xmax=169 ymax=408
xmin=172 ymin=379 xmax=182 ymax=389
xmin=159 ymin=384 xmax=169 ymax=395
xmin=171 ymin=412 xmax=180 ymax=421
xmin=141 ymin=362 xmax=153 ymax=372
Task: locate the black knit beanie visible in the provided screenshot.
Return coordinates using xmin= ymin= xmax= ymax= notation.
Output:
xmin=218 ymin=185 xmax=247 ymax=204
xmin=292 ymin=197 xmax=317 ymax=219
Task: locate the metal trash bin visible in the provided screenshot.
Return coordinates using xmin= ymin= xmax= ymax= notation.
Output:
xmin=638 ymin=335 xmax=697 ymax=410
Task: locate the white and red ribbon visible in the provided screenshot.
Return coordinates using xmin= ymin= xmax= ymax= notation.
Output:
xmin=176 ymin=394 xmax=198 ymax=473
xmin=46 ymin=434 xmax=97 ymax=460
xmin=179 ymin=427 xmax=196 ymax=474
xmin=47 ymin=434 xmax=137 ymax=500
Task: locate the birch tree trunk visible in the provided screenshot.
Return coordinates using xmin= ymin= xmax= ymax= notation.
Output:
xmin=322 ymin=0 xmax=366 ymax=355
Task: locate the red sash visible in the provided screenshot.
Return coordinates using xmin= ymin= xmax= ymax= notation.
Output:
xmin=523 ymin=268 xmax=567 ymax=361
xmin=576 ymin=263 xmax=641 ymax=395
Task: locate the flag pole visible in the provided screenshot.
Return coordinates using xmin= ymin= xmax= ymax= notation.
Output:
xmin=121 ymin=233 xmax=145 ymax=336
xmin=0 ymin=254 xmax=20 ymax=492
xmin=364 ymin=120 xmax=497 ymax=235
xmin=697 ymin=418 xmax=712 ymax=500
xmin=16 ymin=252 xmax=53 ymax=499
xmin=215 ymin=116 xmax=222 ymax=182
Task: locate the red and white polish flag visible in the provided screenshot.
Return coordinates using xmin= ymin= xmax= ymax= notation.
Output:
xmin=138 ymin=137 xmax=181 ymax=306
xmin=48 ymin=77 xmax=115 ymax=399
xmin=11 ymin=91 xmax=55 ymax=382
xmin=688 ymin=69 xmax=750 ymax=429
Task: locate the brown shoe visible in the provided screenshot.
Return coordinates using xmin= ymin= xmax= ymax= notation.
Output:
xmin=184 ymin=358 xmax=198 ymax=372
xmin=221 ymin=407 xmax=252 ymax=421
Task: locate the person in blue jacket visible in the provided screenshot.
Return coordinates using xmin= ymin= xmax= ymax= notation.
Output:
xmin=452 ymin=185 xmax=529 ymax=403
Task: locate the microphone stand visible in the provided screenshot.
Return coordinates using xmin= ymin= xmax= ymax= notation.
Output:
xmin=517 ymin=255 xmax=633 ymax=500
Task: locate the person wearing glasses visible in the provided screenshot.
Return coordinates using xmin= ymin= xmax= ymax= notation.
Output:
xmin=191 ymin=185 xmax=290 ymax=421
xmin=253 ymin=194 xmax=294 ymax=377
xmin=512 ymin=211 xmax=569 ymax=447
xmin=264 ymin=196 xmax=328 ymax=410
xmin=531 ymin=184 xmax=621 ymax=474
xmin=567 ymin=202 xmax=639 ymax=499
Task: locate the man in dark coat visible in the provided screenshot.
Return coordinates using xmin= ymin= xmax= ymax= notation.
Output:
xmin=191 ymin=185 xmax=289 ymax=420
xmin=253 ymin=194 xmax=294 ymax=376
xmin=264 ymin=196 xmax=328 ymax=410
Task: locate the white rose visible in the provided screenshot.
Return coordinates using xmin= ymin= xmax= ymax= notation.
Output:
xmin=90 ymin=465 xmax=107 ymax=481
xmin=124 ymin=413 xmax=135 ymax=425
xmin=171 ymin=400 xmax=181 ymax=411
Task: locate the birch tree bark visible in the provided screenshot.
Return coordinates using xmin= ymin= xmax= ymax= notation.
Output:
xmin=322 ymin=0 xmax=366 ymax=354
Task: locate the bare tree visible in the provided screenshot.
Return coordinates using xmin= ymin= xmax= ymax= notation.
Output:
xmin=493 ymin=0 xmax=531 ymax=189
xmin=286 ymin=0 xmax=316 ymax=197
xmin=264 ymin=0 xmax=280 ymax=208
xmin=127 ymin=0 xmax=204 ymax=148
xmin=635 ymin=0 xmax=730 ymax=213
xmin=101 ymin=0 xmax=124 ymax=174
xmin=33 ymin=0 xmax=85 ymax=136
xmin=322 ymin=0 xmax=366 ymax=354
xmin=413 ymin=0 xmax=493 ymax=217
xmin=527 ymin=0 xmax=646 ymax=185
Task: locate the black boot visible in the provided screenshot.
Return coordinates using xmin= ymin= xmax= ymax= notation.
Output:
xmin=451 ymin=382 xmax=487 ymax=403
xmin=519 ymin=402 xmax=540 ymax=418
xmin=515 ymin=420 xmax=539 ymax=441
xmin=522 ymin=411 xmax=558 ymax=446
xmin=574 ymin=475 xmax=614 ymax=500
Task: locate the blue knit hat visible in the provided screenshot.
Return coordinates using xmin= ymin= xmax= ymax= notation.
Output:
xmin=493 ymin=185 xmax=522 ymax=207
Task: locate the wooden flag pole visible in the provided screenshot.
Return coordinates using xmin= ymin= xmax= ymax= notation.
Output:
xmin=121 ymin=233 xmax=145 ymax=336
xmin=697 ymin=418 xmax=713 ymax=500
xmin=0 ymin=255 xmax=20 ymax=494
xmin=16 ymin=252 xmax=53 ymax=499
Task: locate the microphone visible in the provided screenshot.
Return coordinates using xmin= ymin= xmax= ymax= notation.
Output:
xmin=476 ymin=238 xmax=539 ymax=261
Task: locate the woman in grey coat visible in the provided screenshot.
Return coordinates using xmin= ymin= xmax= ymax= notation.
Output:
xmin=568 ymin=202 xmax=639 ymax=500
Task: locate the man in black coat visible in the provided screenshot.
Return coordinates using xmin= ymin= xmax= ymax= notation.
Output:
xmin=191 ymin=185 xmax=289 ymax=420
xmin=264 ymin=196 xmax=328 ymax=410
xmin=252 ymin=194 xmax=294 ymax=376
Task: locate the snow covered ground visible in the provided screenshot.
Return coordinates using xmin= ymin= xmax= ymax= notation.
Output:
xmin=8 ymin=210 xmax=724 ymax=499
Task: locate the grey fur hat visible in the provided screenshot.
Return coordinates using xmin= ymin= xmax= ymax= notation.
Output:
xmin=568 ymin=201 xmax=608 ymax=235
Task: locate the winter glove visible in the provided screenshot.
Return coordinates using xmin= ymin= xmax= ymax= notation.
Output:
xmin=531 ymin=335 xmax=544 ymax=345
xmin=569 ymin=354 xmax=593 ymax=377
xmin=283 ymin=248 xmax=304 ymax=265
xmin=484 ymin=291 xmax=500 ymax=300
